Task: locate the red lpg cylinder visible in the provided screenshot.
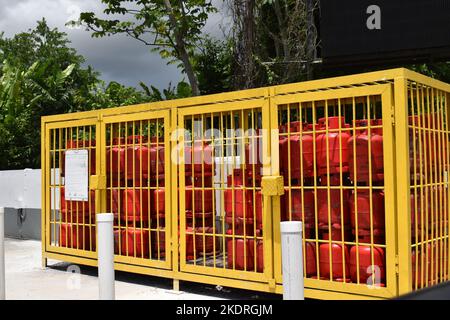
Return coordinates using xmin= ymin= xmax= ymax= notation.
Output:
xmin=185 ymin=187 xmax=214 ymax=214
xmin=227 ymin=168 xmax=261 ymax=187
xmin=106 ymin=138 xmax=125 ymax=179
xmin=60 ymin=187 xmax=95 ymax=223
xmin=107 ymin=189 xmax=123 ymax=222
xmin=411 ymin=243 xmax=434 ymax=288
xmin=280 ymin=122 xmax=315 ymax=182
xmin=348 ymin=119 xmax=384 ymax=184
xmin=59 ymin=223 xmax=96 ymax=251
xmin=317 ymin=178 xmax=350 ymax=230
xmin=185 ymin=142 xmax=214 ymax=176
xmin=63 ymin=140 xmax=96 ymax=176
xmin=349 ymin=189 xmax=385 ymax=237
xmin=151 ymin=228 xmax=166 ymax=258
xmin=121 ymin=189 xmax=149 ymax=223
xmin=316 ymin=117 xmax=351 ymax=176
xmin=151 ymin=188 xmax=166 ymax=218
xmin=281 ymin=188 xmax=315 ymax=226
xmin=349 ymin=246 xmax=386 ymax=285
xmin=125 ymin=136 xmax=150 ymax=181
xmin=149 ymin=141 xmax=165 ymax=178
xmin=319 ymin=243 xmax=350 ymax=280
xmin=410 ymin=191 xmax=432 ymax=239
xmin=186 ymin=211 xmax=214 ymax=228
xmin=120 ymin=228 xmax=149 ymax=258
xmin=304 ymin=242 xmax=318 ymax=277
xmin=321 ymin=227 xmax=352 ymax=242
xmin=225 ymin=189 xmax=262 ymax=228
xmin=186 ymin=227 xmax=215 ymax=260
xmin=114 ymin=229 xmax=120 ymax=255
xmin=226 ymin=230 xmax=263 ymax=272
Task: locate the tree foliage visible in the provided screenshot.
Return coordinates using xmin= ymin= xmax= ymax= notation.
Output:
xmin=71 ymin=0 xmax=216 ymax=96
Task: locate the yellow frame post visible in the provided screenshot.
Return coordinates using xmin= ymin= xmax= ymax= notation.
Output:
xmin=394 ymin=73 xmax=412 ymax=295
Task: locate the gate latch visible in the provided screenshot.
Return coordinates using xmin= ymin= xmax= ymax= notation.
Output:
xmin=261 ymin=176 xmax=285 ymax=196
xmin=90 ymin=175 xmax=107 ymax=190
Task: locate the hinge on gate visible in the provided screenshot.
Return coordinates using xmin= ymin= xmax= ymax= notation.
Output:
xmin=391 ymin=107 xmax=395 ymax=125
xmin=395 ymin=255 xmax=399 ymax=275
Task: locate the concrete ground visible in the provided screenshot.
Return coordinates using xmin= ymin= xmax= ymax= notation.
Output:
xmin=3 ymin=238 xmax=280 ymax=300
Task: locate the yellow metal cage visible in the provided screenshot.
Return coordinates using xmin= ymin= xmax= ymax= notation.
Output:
xmin=41 ymin=68 xmax=450 ymax=299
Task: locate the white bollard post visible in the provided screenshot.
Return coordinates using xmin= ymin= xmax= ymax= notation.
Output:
xmin=281 ymin=221 xmax=304 ymax=300
xmin=0 ymin=207 xmax=5 ymax=300
xmin=96 ymin=213 xmax=115 ymax=300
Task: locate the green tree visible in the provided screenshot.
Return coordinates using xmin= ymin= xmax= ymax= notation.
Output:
xmin=71 ymin=0 xmax=217 ymax=96
xmin=0 ymin=60 xmax=75 ymax=169
xmin=193 ymin=37 xmax=233 ymax=94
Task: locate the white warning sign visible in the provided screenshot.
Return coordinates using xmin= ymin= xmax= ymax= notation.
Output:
xmin=64 ymin=149 xmax=89 ymax=201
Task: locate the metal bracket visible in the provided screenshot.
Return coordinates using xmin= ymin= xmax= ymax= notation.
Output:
xmin=261 ymin=176 xmax=285 ymax=196
xmin=90 ymin=175 xmax=107 ymax=190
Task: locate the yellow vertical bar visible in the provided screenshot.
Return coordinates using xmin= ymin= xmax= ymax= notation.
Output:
xmin=266 ymin=88 xmax=276 ymax=288
xmin=41 ymin=119 xmax=48 ymax=267
xmin=171 ymin=108 xmax=179 ymax=277
xmin=381 ymin=86 xmax=398 ymax=296
xmin=394 ymin=74 xmax=412 ymax=294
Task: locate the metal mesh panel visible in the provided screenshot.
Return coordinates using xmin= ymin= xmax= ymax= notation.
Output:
xmin=277 ymin=95 xmax=387 ymax=286
xmin=408 ymin=83 xmax=450 ymax=290
xmin=106 ymin=119 xmax=167 ymax=262
xmin=49 ymin=125 xmax=97 ymax=252
xmin=180 ymin=108 xmax=265 ymax=274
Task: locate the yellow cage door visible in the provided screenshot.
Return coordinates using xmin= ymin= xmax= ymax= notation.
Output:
xmin=176 ymin=98 xmax=276 ymax=286
xmin=271 ymin=84 xmax=398 ymax=299
xmin=101 ymin=110 xmax=172 ymax=270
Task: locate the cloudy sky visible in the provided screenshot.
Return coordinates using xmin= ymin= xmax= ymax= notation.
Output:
xmin=0 ymin=0 xmax=231 ymax=90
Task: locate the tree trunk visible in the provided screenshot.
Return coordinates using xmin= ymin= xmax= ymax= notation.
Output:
xmin=163 ymin=0 xmax=201 ymax=96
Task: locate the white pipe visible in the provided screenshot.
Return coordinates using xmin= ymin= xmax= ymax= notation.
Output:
xmin=96 ymin=213 xmax=115 ymax=300
xmin=281 ymin=221 xmax=304 ymax=300
xmin=0 ymin=207 xmax=5 ymax=300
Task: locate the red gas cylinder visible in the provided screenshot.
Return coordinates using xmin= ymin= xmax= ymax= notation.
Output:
xmin=410 ymin=191 xmax=432 ymax=239
xmin=226 ymin=230 xmax=263 ymax=272
xmin=349 ymin=245 xmax=386 ymax=285
xmin=151 ymin=228 xmax=166 ymax=259
xmin=304 ymin=242 xmax=318 ymax=278
xmin=317 ymin=181 xmax=350 ymax=230
xmin=149 ymin=142 xmax=165 ymax=177
xmin=279 ymin=122 xmax=315 ymax=182
xmin=349 ymin=189 xmax=385 ymax=236
xmin=355 ymin=229 xmax=385 ymax=245
xmin=106 ymin=138 xmax=125 ymax=179
xmin=151 ymin=188 xmax=166 ymax=218
xmin=321 ymin=226 xmax=352 ymax=242
xmin=227 ymin=168 xmax=261 ymax=187
xmin=63 ymin=140 xmax=96 ymax=176
xmin=125 ymin=136 xmax=150 ymax=181
xmin=185 ymin=142 xmax=214 ymax=175
xmin=120 ymin=228 xmax=149 ymax=258
xmin=319 ymin=243 xmax=350 ymax=280
xmin=316 ymin=117 xmax=351 ymax=176
xmin=245 ymin=130 xmax=263 ymax=179
xmin=192 ymin=175 xmax=213 ymax=187
xmin=186 ymin=227 xmax=215 ymax=260
xmin=185 ymin=187 xmax=214 ymax=214
xmin=114 ymin=229 xmax=120 ymax=255
xmin=121 ymin=189 xmax=149 ymax=223
xmin=60 ymin=187 xmax=95 ymax=223
xmin=185 ymin=211 xmax=214 ymax=228
xmin=107 ymin=189 xmax=123 ymax=223
xmin=280 ymin=188 xmax=315 ymax=228
xmin=225 ymin=189 xmax=262 ymax=228
xmin=348 ymin=119 xmax=384 ymax=184
xmin=411 ymin=243 xmax=434 ymax=288
xmin=59 ymin=223 xmax=96 ymax=251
